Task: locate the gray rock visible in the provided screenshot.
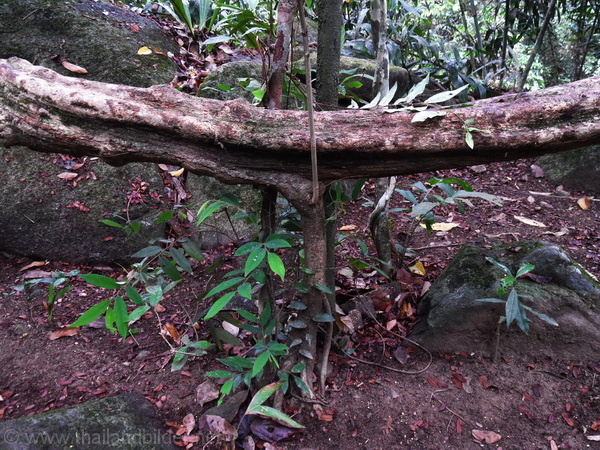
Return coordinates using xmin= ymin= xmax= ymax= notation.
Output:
xmin=0 ymin=393 xmax=175 ymax=449
xmin=0 ymin=0 xmax=177 ymax=263
xmin=410 ymin=240 xmax=600 ymax=359
xmin=536 ymin=146 xmax=600 ymax=195
xmin=197 ymin=61 xmax=264 ymax=103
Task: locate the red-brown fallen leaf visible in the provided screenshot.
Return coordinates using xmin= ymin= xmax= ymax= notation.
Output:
xmin=522 ymin=391 xmax=534 ymax=402
xmin=61 ymin=60 xmax=88 ymax=74
xmin=0 ymin=407 xmax=6 ymax=419
xmin=451 ymin=372 xmax=466 ymax=389
xmin=48 ymin=327 xmax=80 ymax=340
xmin=19 ymin=261 xmax=46 ymax=271
xmin=518 ymin=403 xmax=532 ymax=419
xmin=1 ymin=390 xmax=14 ymax=400
xmin=316 ymin=408 xmax=334 ymax=422
xmin=565 ymin=402 xmax=574 ymax=411
xmin=577 ymin=196 xmax=592 ymax=210
xmin=382 ymin=416 xmax=393 ymax=434
xmin=24 ymin=404 xmax=36 ymax=411
xmin=562 ymin=412 xmax=575 ymax=427
xmin=161 ymin=323 xmax=181 ymax=343
xmin=181 ymin=435 xmax=200 ymax=444
xmin=471 ymin=429 xmax=501 ymax=444
xmin=549 ymin=439 xmax=559 ymax=450
xmin=456 ymin=418 xmax=463 ymax=434
xmin=65 ymin=201 xmax=91 ymax=212
xmin=591 ymin=420 xmax=600 ymax=431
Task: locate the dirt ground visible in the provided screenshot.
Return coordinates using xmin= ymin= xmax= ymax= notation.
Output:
xmin=0 ymin=159 xmax=599 ymax=449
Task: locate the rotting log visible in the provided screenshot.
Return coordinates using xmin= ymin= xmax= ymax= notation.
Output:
xmin=1 ymin=57 xmax=599 ymax=193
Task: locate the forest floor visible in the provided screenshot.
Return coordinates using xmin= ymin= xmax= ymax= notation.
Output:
xmin=0 ymin=158 xmax=599 ymax=449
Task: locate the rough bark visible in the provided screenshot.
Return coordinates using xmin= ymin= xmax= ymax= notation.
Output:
xmin=315 ymin=0 xmax=343 ymax=110
xmin=1 ymin=57 xmax=600 ymax=187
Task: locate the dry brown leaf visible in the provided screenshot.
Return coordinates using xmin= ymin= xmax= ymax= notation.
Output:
xmin=57 ymin=172 xmax=78 ymax=180
xmin=21 ymin=270 xmax=53 ymax=279
xmin=181 ymin=435 xmax=200 ymax=444
xmin=137 ymin=46 xmax=153 ymax=55
xmin=409 ymin=261 xmax=426 ymax=276
xmin=530 ymin=164 xmax=544 ymax=178
xmin=19 ymin=261 xmax=46 ymax=271
xmin=316 ymin=409 xmax=334 ymax=422
xmin=338 ymin=224 xmax=357 ymax=231
xmin=61 ymin=61 xmax=88 ymax=74
xmin=182 ymin=413 xmax=196 ymax=435
xmin=48 ymin=327 xmax=80 ymax=340
xmin=419 ymin=222 xmax=459 ymax=232
xmin=471 ymin=429 xmax=501 ymax=444
xmin=577 ymin=196 xmax=592 ymax=210
xmin=157 ymin=164 xmax=170 ymax=171
xmin=385 ymin=319 xmax=397 ymax=331
xmin=196 ymin=380 xmax=220 ymax=407
xmin=161 ymin=323 xmax=181 ymax=343
xmin=514 ymin=215 xmax=546 ymax=227
xmin=205 ymin=415 xmax=238 ymax=441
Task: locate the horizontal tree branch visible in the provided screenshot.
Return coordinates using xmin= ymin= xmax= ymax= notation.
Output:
xmin=1 ymin=57 xmax=599 ymax=193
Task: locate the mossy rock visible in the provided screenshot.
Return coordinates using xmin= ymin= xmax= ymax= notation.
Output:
xmin=536 ymin=146 xmax=600 ymax=195
xmin=411 ymin=240 xmax=600 ymax=359
xmin=197 ymin=61 xmax=264 ymax=103
xmin=0 ymin=393 xmax=175 ymax=449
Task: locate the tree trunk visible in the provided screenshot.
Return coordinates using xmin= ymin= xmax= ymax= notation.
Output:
xmin=2 ymin=58 xmax=598 ymax=186
xmin=315 ymin=0 xmax=343 ymax=110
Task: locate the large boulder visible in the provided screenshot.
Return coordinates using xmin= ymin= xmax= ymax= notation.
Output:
xmin=0 ymin=0 xmax=178 ymax=263
xmin=536 ymin=146 xmax=600 ymax=195
xmin=0 ymin=393 xmax=175 ymax=449
xmin=410 ymin=240 xmax=600 ymax=359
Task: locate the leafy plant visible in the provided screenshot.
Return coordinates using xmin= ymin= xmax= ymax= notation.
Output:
xmin=478 ymin=257 xmax=558 ymax=334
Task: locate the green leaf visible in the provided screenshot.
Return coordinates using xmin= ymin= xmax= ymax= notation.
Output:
xmin=125 ymin=286 xmax=143 ymax=306
xmin=246 ymin=381 xmax=282 ymax=411
xmin=80 ymin=274 xmax=120 ymax=290
xmin=237 ymin=282 xmax=252 ymax=300
xmin=248 ymin=405 xmax=304 ymax=429
xmin=166 ymin=0 xmax=193 ymax=32
xmin=131 ymin=245 xmax=162 ymax=259
xmin=314 ymin=284 xmax=334 ymax=295
xmin=104 ymin=307 xmax=115 ymax=332
xmin=205 ymin=370 xmax=236 ymax=378
xmin=293 ymin=375 xmax=311 ymax=395
xmin=128 ymin=305 xmax=150 ymax=322
xmin=129 ymin=221 xmax=141 ymax=233
xmin=424 ymin=84 xmax=469 ymax=104
xmin=260 ymin=301 xmax=272 ymax=328
xmin=313 ymin=313 xmax=335 ymax=322
xmin=171 ymin=351 xmax=188 ymax=372
xmin=204 ymin=292 xmax=236 ymax=320
xmin=293 ymin=282 xmax=310 ymax=294
xmin=237 ymin=308 xmax=259 ymax=323
xmin=288 ymin=301 xmax=307 ymax=310
xmin=205 ymin=277 xmax=244 ymax=299
xmin=197 ymin=200 xmax=226 ymax=225
xmin=267 ymin=252 xmax=285 ymax=281
xmin=465 ymin=130 xmax=474 ymax=149
xmin=291 ymin=363 xmax=305 ymax=373
xmin=516 ymin=263 xmax=535 ymax=278
xmin=70 ymin=299 xmax=110 ymax=327
xmin=244 ymin=248 xmax=267 ymax=277
xmin=180 ymin=238 xmax=204 ymax=262
xmin=395 ymin=189 xmax=418 ymax=204
xmin=298 ymin=349 xmax=313 ymax=359
xmin=147 ymin=286 xmax=163 ymax=306
xmin=411 ymin=201 xmax=438 ymax=218
xmin=113 ymin=296 xmax=129 ymax=338
xmin=477 ymin=298 xmax=506 ymax=304
xmin=159 ymin=257 xmax=182 ymax=282
xmin=485 ymin=257 xmax=513 ymax=276
xmin=453 ymin=191 xmax=502 ymax=206
xmin=505 ymin=289 xmax=520 ymax=328
xmin=264 ymin=238 xmax=292 ymax=249
xmin=99 ymin=219 xmax=124 ymax=228
xmin=252 ymin=351 xmax=270 ymax=377
xmin=235 ymin=241 xmax=263 ymax=256
xmin=523 ymin=306 xmax=558 ymax=327
xmin=212 ymin=327 xmax=243 ymax=346
xmin=288 ymin=320 xmax=307 ymax=329
xmin=155 ymin=210 xmax=175 ymax=224
xmin=169 ymin=247 xmax=192 ymax=273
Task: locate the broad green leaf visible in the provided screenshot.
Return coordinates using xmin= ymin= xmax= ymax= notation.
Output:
xmin=204 ymin=292 xmax=236 ymax=320
xmin=252 ymin=351 xmax=270 ymax=377
xmin=104 ymin=307 xmax=115 ymax=332
xmin=155 ymin=210 xmax=175 ymax=224
xmin=298 ymin=349 xmax=313 ymax=359
xmin=171 ymin=351 xmax=188 ymax=372
xmin=113 ymin=296 xmax=129 ymax=338
xmin=505 ymin=289 xmax=520 ymax=328
xmin=516 ymin=263 xmax=536 ymax=278
xmin=465 ymin=130 xmax=474 ymax=149
xmin=237 ymin=308 xmax=259 ymax=323
xmin=70 ymin=299 xmax=110 ymax=327
xmin=131 ymin=245 xmax=162 ymax=259
xmin=128 ymin=305 xmax=150 ymax=322
xmin=411 ymin=201 xmax=438 ymax=218
xmin=264 ymin=238 xmax=292 ymax=250
xmin=159 ymin=257 xmax=182 ymax=282
xmin=212 ymin=327 xmax=243 ymax=346
xmin=99 ymin=219 xmax=123 ymax=228
xmin=288 ymin=301 xmax=307 ymax=310
xmin=291 ymin=363 xmax=305 ymax=373
xmin=411 ymin=110 xmax=446 ymax=123
xmin=169 ymin=247 xmax=192 ymax=273
xmin=205 ymin=370 xmax=236 ymax=378
xmin=288 ymin=319 xmax=307 ymax=329
xmin=80 ymin=274 xmax=120 ymax=290
xmin=430 ymin=177 xmax=472 ymax=191
xmin=248 ymin=405 xmax=305 ymax=429
xmin=314 ymin=284 xmax=334 ymax=295
xmin=523 ymin=306 xmax=558 ymax=326
xmin=197 ymin=200 xmax=226 ymax=225
xmin=424 ymin=84 xmax=469 ymax=104
xmin=125 ymin=286 xmax=143 ymax=306
xmin=147 ymin=285 xmax=163 ymax=306
xmin=220 ymin=379 xmax=234 ymax=396
xmin=244 ymin=248 xmax=267 ymax=277
xmin=485 ymin=257 xmax=513 ymax=276
xmin=201 ymin=35 xmax=233 ymax=46
xmin=395 ymin=74 xmax=429 ymax=104
xmin=205 ymin=277 xmax=244 ymax=299
xmin=180 ymin=238 xmax=204 ymax=262
xmin=267 ymin=252 xmax=285 ymax=281
xmin=188 ymin=340 xmax=212 ymax=350
xmin=165 ymin=0 xmax=193 ymax=32
xmin=246 ymin=381 xmax=282 ymax=411
xmin=237 ymin=282 xmax=252 ymax=300
xmin=218 ymin=355 xmax=255 ymax=370
xmin=515 ymin=298 xmax=530 ymax=334
xmin=293 ymin=375 xmax=311 ymax=395
xmin=267 ymin=342 xmax=288 ymax=354
xmin=453 ymin=191 xmax=502 ymax=206
xmin=129 ymin=221 xmax=141 ymax=233
xmin=395 ymin=189 xmax=418 ymax=204
xmin=477 ymin=298 xmax=506 ymax=304
xmin=313 ymin=313 xmax=335 ymax=322
xmin=235 ymin=241 xmax=263 ymax=256
xmin=260 ymin=301 xmax=272 ymax=328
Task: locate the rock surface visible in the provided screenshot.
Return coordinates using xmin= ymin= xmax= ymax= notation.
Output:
xmin=0 ymin=0 xmax=176 ymax=263
xmin=410 ymin=240 xmax=600 ymax=359
xmin=536 ymin=145 xmax=600 ymax=195
xmin=0 ymin=393 xmax=174 ymax=449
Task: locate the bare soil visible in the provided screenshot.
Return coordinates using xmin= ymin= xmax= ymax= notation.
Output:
xmin=1 ymin=159 xmax=599 ymax=449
